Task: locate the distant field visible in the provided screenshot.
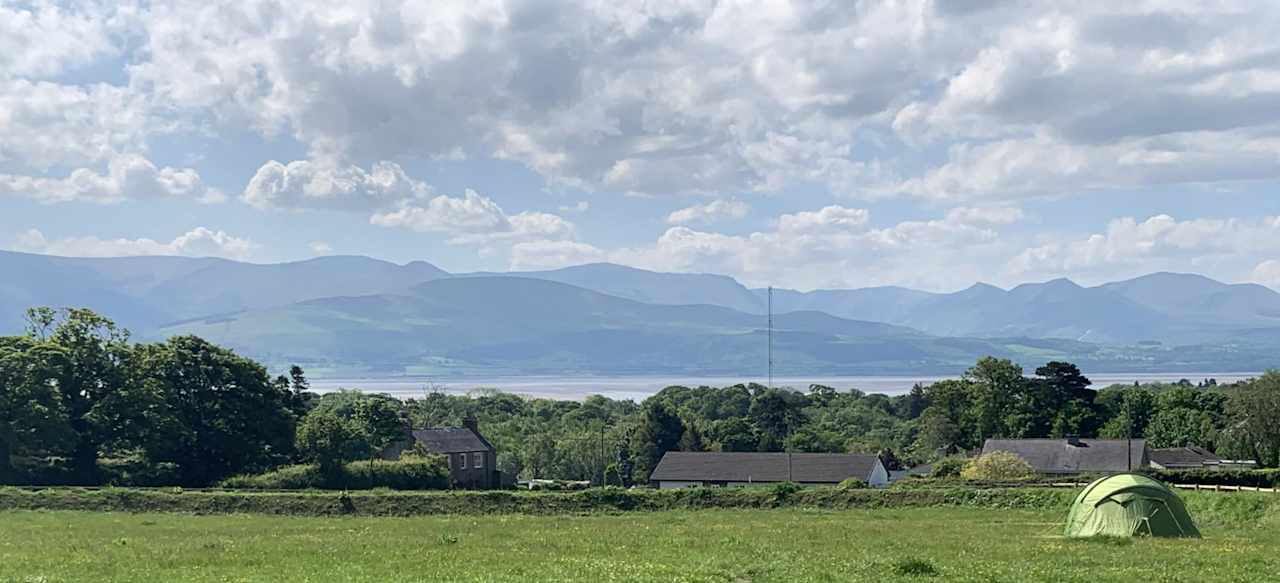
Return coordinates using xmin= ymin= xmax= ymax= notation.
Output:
xmin=2 ymin=506 xmax=1278 ymax=582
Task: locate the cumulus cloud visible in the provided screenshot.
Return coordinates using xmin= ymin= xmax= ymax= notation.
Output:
xmin=1007 ymin=214 xmax=1280 ymax=283
xmin=11 ymin=227 xmax=255 ymax=260
xmin=666 ymin=199 xmax=751 ymax=225
xmin=242 ymin=160 xmax=431 ymax=210
xmin=370 ymin=189 xmax=576 ymax=249
xmin=0 ymin=1 xmax=130 ymax=79
xmin=0 ymin=80 xmax=151 ymax=170
xmin=308 ymin=241 xmax=334 ymax=255
xmin=0 ymin=154 xmax=223 ymax=204
xmin=1253 ymin=260 xmax=1280 ymax=290
xmin=515 ymin=205 xmax=1016 ymax=290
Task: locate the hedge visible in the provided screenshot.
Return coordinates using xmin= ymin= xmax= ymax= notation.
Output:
xmin=220 ymin=459 xmax=449 ymax=490
xmin=1146 ymin=469 xmax=1280 ymax=488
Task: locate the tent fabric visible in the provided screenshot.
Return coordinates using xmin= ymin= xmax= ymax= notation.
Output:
xmin=1065 ymin=473 xmax=1201 ymax=538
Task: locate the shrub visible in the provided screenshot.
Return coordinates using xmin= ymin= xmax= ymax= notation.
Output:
xmin=892 ymin=557 xmax=938 ymax=577
xmin=960 ymin=452 xmax=1035 ymax=482
xmin=836 ymin=478 xmax=869 ymax=490
xmin=220 ymin=457 xmax=449 ymax=490
xmin=769 ymin=481 xmax=801 ymax=502
xmin=1147 ymin=469 xmax=1280 ymax=488
xmin=929 ymin=456 xmax=968 ymax=479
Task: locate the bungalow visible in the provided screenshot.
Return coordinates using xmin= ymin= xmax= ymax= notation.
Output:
xmin=406 ymin=416 xmax=499 ymax=489
xmin=649 ymin=452 xmax=889 ymax=489
xmin=1149 ymin=446 xmax=1258 ymax=471
xmin=981 ymin=437 xmax=1149 ymax=475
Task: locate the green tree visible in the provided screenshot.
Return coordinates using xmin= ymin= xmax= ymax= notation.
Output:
xmin=964 ymin=357 xmax=1027 ymax=442
xmin=0 ymin=337 xmax=70 ymax=483
xmin=677 ymin=424 xmax=705 ymax=452
xmin=749 ymin=387 xmax=807 ymax=451
xmin=33 ymin=308 xmax=133 ymax=483
xmin=133 ymin=336 xmax=297 ymax=485
xmin=708 ymin=417 xmax=757 ymax=452
xmin=296 ymin=409 xmax=363 ymax=478
xmin=631 ymin=401 xmax=684 ymax=480
xmin=1099 ymin=387 xmax=1157 ymax=439
xmin=1221 ymin=371 xmax=1280 ymax=467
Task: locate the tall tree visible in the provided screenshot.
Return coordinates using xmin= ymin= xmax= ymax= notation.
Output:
xmin=296 ymin=409 xmax=363 ymax=478
xmin=749 ymin=387 xmax=807 ymax=451
xmin=964 ymin=357 xmax=1027 ymax=442
xmin=134 ymin=336 xmax=297 ymax=485
xmin=1221 ymin=371 xmax=1280 ymax=467
xmin=0 ymin=337 xmax=70 ymax=483
xmin=631 ymin=401 xmax=684 ymax=480
xmin=31 ymin=308 xmax=133 ymax=483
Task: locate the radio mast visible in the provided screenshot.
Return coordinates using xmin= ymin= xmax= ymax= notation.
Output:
xmin=767 ymin=286 xmax=773 ymax=388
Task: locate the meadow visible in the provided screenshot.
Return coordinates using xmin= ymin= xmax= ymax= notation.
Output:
xmin=2 ymin=499 xmax=1278 ymax=583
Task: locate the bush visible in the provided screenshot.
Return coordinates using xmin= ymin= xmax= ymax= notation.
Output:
xmin=221 ymin=457 xmax=449 ymax=490
xmin=929 ymin=457 xmax=968 ymax=479
xmin=892 ymin=557 xmax=938 ymax=577
xmin=1147 ymin=469 xmax=1280 ymax=488
xmin=836 ymin=478 xmax=869 ymax=490
xmin=960 ymin=452 xmax=1035 ymax=482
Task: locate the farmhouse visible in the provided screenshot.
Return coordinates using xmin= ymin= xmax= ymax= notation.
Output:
xmin=649 ymin=452 xmax=889 ymax=488
xmin=1149 ymin=446 xmax=1258 ymax=470
xmin=981 ymin=437 xmax=1150 ymax=475
xmin=408 ymin=416 xmax=499 ymax=489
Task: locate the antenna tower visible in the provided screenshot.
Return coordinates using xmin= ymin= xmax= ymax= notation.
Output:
xmin=767 ymin=286 xmax=773 ymax=388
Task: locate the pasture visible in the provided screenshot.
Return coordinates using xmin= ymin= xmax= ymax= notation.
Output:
xmin=2 ymin=499 xmax=1277 ymax=582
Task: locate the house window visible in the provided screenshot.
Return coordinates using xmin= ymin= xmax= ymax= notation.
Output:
xmin=475 ymin=452 xmax=484 ymax=469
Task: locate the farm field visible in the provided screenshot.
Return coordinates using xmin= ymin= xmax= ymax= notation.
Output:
xmin=2 ymin=505 xmax=1278 ymax=583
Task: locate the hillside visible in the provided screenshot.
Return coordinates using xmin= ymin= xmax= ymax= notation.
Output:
xmin=0 ymin=251 xmax=448 ymax=332
xmin=156 ymin=276 xmax=1096 ymax=375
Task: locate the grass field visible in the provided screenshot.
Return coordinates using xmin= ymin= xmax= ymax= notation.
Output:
xmin=2 ymin=504 xmax=1278 ymax=583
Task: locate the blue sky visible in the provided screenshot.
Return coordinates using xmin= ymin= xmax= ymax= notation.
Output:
xmin=2 ymin=1 xmax=1279 ymax=292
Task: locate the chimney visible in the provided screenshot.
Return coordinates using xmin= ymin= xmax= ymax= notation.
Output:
xmin=462 ymin=413 xmax=479 ymax=433
xmin=1066 ymin=435 xmax=1081 ymax=447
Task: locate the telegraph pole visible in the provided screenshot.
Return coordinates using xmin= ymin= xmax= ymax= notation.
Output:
xmin=767 ymin=286 xmax=774 ymax=389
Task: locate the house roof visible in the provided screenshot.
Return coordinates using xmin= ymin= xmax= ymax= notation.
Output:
xmin=411 ymin=427 xmax=493 ymax=454
xmin=649 ymin=452 xmax=882 ymax=483
xmin=981 ymin=438 xmax=1148 ymax=474
xmin=1150 ymin=446 xmax=1222 ymax=468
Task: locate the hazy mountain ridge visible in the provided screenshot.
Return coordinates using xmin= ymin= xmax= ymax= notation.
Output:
xmin=5 ymin=251 xmax=1280 ymax=374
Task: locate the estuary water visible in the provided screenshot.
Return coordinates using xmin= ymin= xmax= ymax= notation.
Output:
xmin=308 ymin=372 xmax=1264 ymax=401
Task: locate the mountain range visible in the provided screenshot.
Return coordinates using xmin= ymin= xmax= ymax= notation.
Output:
xmin=4 ymin=250 xmax=1279 ymax=375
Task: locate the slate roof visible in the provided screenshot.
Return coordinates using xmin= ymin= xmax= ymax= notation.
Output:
xmin=1150 ymin=446 xmax=1222 ymax=468
xmin=649 ymin=452 xmax=882 ymax=483
xmin=411 ymin=427 xmax=494 ymax=454
xmin=981 ymin=438 xmax=1148 ymax=474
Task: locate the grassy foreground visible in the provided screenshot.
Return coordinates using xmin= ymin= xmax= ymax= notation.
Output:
xmin=2 ymin=503 xmax=1279 ymax=583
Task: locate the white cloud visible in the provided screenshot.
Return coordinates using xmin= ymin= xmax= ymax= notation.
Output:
xmin=666 ymin=199 xmax=750 ymax=225
xmin=1007 ymin=214 xmax=1280 ymax=284
xmin=0 ymin=80 xmax=151 ymax=170
xmin=370 ymin=188 xmax=576 ymax=248
xmin=510 ymin=240 xmax=607 ymax=270
xmin=1252 ymin=260 xmax=1280 ymax=290
xmin=558 ymin=200 xmax=589 ymax=213
xmin=514 ymin=205 xmax=1015 ymax=290
xmin=242 ymin=160 xmax=430 ymax=210
xmin=309 ymin=241 xmax=334 ymax=255
xmin=12 ymin=227 xmax=255 ymax=260
xmin=0 ymin=1 xmax=130 ymax=80
xmin=0 ymin=154 xmax=223 ymax=204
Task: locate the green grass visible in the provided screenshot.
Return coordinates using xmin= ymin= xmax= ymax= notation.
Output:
xmin=2 ymin=505 xmax=1278 ymax=582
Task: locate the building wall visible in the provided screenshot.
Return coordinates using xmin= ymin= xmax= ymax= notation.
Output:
xmin=447 ymin=450 xmax=495 ymax=489
xmin=657 ymin=480 xmax=703 ymax=489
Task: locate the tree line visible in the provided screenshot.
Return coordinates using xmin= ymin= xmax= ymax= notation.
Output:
xmin=3 ymin=307 xmax=1280 ymax=487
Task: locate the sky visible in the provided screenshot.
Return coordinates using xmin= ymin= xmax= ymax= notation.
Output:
xmin=2 ymin=0 xmax=1279 ymax=292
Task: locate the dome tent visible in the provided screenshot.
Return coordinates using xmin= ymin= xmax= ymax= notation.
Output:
xmin=1065 ymin=473 xmax=1200 ymax=538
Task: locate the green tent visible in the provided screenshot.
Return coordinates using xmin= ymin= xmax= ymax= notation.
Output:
xmin=1064 ymin=473 xmax=1200 ymax=538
